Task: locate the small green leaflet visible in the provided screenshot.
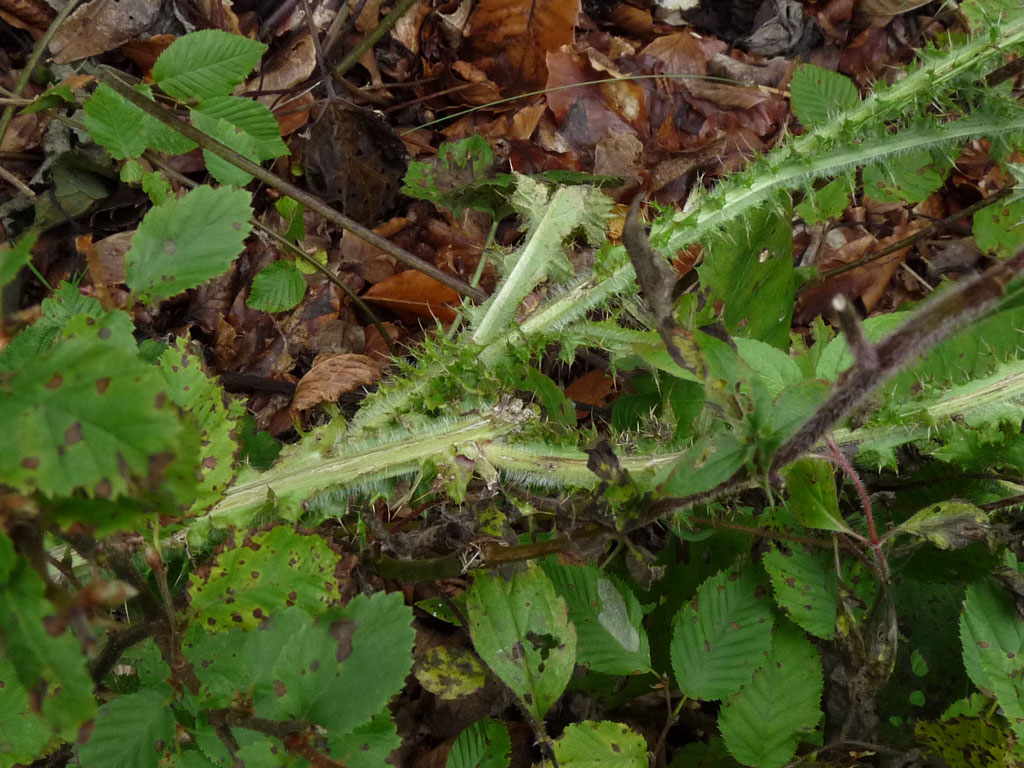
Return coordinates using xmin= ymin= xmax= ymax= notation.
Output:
xmin=446 ymin=718 xmax=511 ymax=768
xmin=552 ymin=721 xmax=647 ymax=767
xmin=466 ymin=564 xmax=576 ymax=723
xmin=783 ymin=458 xmax=852 ymax=533
xmin=789 ymin=64 xmax=860 ymax=128
xmin=597 ymin=577 xmax=640 ymax=654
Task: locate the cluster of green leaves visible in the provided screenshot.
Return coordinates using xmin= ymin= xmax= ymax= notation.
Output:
xmin=5 ymin=3 xmax=1024 ymax=767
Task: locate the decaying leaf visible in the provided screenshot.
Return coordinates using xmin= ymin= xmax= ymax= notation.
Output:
xmin=363 ymin=270 xmax=461 ymax=325
xmin=468 ymin=0 xmax=581 ymax=92
xmin=49 ymin=0 xmax=162 ymax=64
xmin=290 ymin=353 xmax=381 ymax=414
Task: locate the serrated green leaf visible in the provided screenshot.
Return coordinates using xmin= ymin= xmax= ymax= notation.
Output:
xmin=193 ymin=95 xmax=288 ymax=161
xmin=552 ymin=721 xmax=647 ymax=767
xmin=542 ymin=562 xmax=651 ymax=675
xmin=863 ymin=150 xmax=949 ymax=204
xmin=247 ymin=260 xmax=307 ymax=312
xmin=718 ymin=621 xmax=823 ymax=768
xmin=699 ymin=199 xmax=794 ymax=348
xmin=733 ymin=337 xmax=803 ymax=399
xmin=447 ymin=718 xmax=512 ymax=768
xmin=466 ymin=564 xmax=576 ymax=722
xmin=188 ymin=526 xmax=341 ymax=631
xmin=84 ymin=83 xmax=196 ymax=160
xmin=190 ymin=108 xmax=258 ymax=186
xmin=153 ymin=30 xmax=266 ymax=102
xmin=0 ymin=657 xmax=56 ymax=768
xmin=974 ymin=197 xmax=1024 ymax=256
xmin=78 ymin=690 xmax=175 ymax=768
xmin=263 ymin=596 xmax=413 ymax=732
xmin=783 ymin=459 xmax=851 ymax=533
xmin=763 ymin=545 xmax=838 ymax=640
xmin=329 ymin=709 xmax=402 ymax=768
xmin=796 ymin=177 xmax=851 ymax=225
xmin=0 ymin=231 xmax=36 ymax=288
xmin=155 ymin=339 xmax=242 ymax=512
xmin=0 ymin=533 xmax=97 ymax=737
xmin=125 ymin=185 xmax=252 ymax=301
xmin=960 ymin=571 xmax=1024 ymax=742
xmin=789 ymin=65 xmax=860 ymax=128
xmin=671 ymin=568 xmax=774 ymax=701
xmin=660 ymin=433 xmax=752 ymax=498
xmin=0 ymin=326 xmax=181 ymax=498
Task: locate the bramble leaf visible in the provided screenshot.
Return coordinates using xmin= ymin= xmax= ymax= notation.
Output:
xmin=0 ymin=532 xmax=96 ymax=737
xmin=247 ymin=260 xmax=307 ymax=312
xmin=763 ymin=545 xmax=838 ymax=640
xmin=552 ymin=721 xmax=647 ymax=767
xmin=77 ymin=690 xmax=174 ymax=768
xmin=718 ymin=621 xmax=824 ymax=768
xmin=187 ymin=526 xmax=341 ymax=631
xmin=543 ymin=562 xmax=651 ymax=675
xmin=783 ymin=459 xmax=851 ymax=534
xmin=83 ymin=83 xmax=196 ymax=160
xmin=447 ymin=718 xmax=512 ymax=768
xmin=789 ymin=65 xmax=860 ymax=128
xmin=0 ymin=324 xmax=180 ymax=499
xmin=671 ymin=568 xmax=774 ymax=701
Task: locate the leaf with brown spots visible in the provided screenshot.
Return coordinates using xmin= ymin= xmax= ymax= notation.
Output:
xmin=0 ymin=323 xmax=180 ymax=498
xmin=187 ymin=526 xmax=341 ymax=632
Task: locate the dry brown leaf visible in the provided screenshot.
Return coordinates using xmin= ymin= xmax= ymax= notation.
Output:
xmin=194 ymin=0 xmax=243 ymax=34
xmin=363 ymin=270 xmax=460 ymax=325
xmin=0 ymin=0 xmax=53 ymax=32
xmin=392 ymin=0 xmax=432 ymax=53
xmin=120 ymin=34 xmax=175 ymax=79
xmin=564 ymin=369 xmax=615 ymax=407
xmin=468 ymin=0 xmax=581 ymax=92
xmin=291 ymin=354 xmax=381 ymax=414
xmin=49 ymin=0 xmax=162 ymax=64
xmin=362 ymin=322 xmax=403 ymax=366
xmin=641 ymin=32 xmax=707 ymax=77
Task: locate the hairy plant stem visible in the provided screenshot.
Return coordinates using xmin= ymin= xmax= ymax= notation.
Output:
xmin=92 ymin=66 xmax=486 ymax=303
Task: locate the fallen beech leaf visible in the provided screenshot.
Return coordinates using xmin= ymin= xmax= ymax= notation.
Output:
xmin=0 ymin=0 xmax=54 ymax=32
xmin=120 ymin=34 xmax=176 ymax=78
xmin=468 ymin=0 xmax=581 ymax=93
xmin=363 ymin=270 xmax=461 ymax=325
xmin=291 ymin=354 xmax=381 ymax=414
xmin=564 ymin=370 xmax=615 ymax=408
xmin=49 ymin=0 xmax=162 ymax=64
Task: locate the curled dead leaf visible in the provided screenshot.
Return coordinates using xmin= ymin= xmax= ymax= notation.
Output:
xmin=49 ymin=0 xmax=162 ymax=64
xmin=363 ymin=270 xmax=461 ymax=325
xmin=291 ymin=354 xmax=381 ymax=414
xmin=468 ymin=0 xmax=581 ymax=93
